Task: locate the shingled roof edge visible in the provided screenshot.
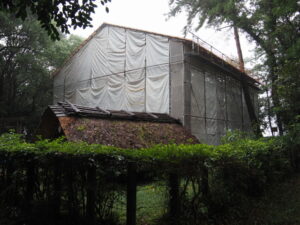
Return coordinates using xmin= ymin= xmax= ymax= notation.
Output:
xmin=49 ymin=102 xmax=181 ymax=124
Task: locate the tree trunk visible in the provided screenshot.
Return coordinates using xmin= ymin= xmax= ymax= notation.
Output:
xmin=233 ymin=26 xmax=261 ymax=137
xmin=0 ymin=75 xmax=3 ymax=112
xmin=233 ymin=27 xmax=245 ymax=72
xmin=268 ymin=53 xmax=284 ymax=135
xmin=266 ymin=0 xmax=284 ymax=135
xmin=266 ymin=88 xmax=274 ymax=136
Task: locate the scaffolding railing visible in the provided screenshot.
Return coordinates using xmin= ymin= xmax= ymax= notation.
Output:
xmin=188 ymin=30 xmax=258 ymax=81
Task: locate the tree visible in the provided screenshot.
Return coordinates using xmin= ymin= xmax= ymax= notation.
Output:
xmin=0 ymin=0 xmax=110 ymax=40
xmin=169 ymin=0 xmax=300 ymax=134
xmin=45 ymin=34 xmax=84 ymax=68
xmin=0 ymin=11 xmax=83 ymax=133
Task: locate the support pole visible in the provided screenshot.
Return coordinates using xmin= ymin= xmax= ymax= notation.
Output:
xmin=126 ymin=162 xmax=137 ymax=225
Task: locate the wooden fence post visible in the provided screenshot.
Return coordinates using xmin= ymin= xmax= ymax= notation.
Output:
xmin=53 ymin=159 xmax=62 ymax=222
xmin=201 ymin=166 xmax=209 ymax=200
xmin=86 ymin=164 xmax=97 ymax=225
xmin=127 ymin=162 xmax=137 ymax=225
xmin=169 ymin=172 xmax=180 ymax=225
xmin=67 ymin=164 xmax=76 ymax=221
xmin=25 ymin=159 xmax=35 ymax=218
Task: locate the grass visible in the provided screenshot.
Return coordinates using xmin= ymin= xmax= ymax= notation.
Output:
xmin=113 ymin=174 xmax=300 ymax=225
xmin=114 ymin=182 xmax=167 ymax=225
xmin=136 ymin=183 xmax=167 ymax=224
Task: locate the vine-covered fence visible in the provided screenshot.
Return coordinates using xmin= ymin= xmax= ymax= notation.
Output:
xmin=0 ymin=133 xmax=297 ymax=225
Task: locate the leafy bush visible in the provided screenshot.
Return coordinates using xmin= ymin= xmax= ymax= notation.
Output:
xmin=0 ymin=131 xmax=296 ymax=225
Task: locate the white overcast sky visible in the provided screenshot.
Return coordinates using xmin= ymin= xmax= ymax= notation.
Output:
xmin=71 ymin=0 xmax=256 ymax=69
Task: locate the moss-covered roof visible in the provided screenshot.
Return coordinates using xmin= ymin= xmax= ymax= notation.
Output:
xmin=37 ymin=103 xmax=199 ymax=148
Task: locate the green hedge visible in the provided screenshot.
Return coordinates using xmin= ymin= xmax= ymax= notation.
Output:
xmin=0 ymin=132 xmax=292 ymax=180
xmin=0 ymin=131 xmax=287 ymax=162
xmin=0 ymin=132 xmax=296 ymax=225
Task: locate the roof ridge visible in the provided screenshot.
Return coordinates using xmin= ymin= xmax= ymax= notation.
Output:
xmin=101 ymin=22 xmax=189 ymax=41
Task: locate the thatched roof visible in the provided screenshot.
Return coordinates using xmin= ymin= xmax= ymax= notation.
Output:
xmin=37 ymin=102 xmax=199 ymax=148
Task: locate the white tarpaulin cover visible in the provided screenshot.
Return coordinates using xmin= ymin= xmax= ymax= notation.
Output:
xmin=53 ymin=23 xmax=259 ymax=146
xmin=189 ymin=65 xmax=257 ymax=145
xmin=53 ymin=25 xmax=170 ymax=113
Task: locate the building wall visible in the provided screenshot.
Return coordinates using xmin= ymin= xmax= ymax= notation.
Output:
xmin=182 ymin=43 xmax=258 ymax=145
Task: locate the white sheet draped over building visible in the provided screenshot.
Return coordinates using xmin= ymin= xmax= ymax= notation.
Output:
xmin=53 ymin=23 xmax=259 ymax=145
xmin=54 ymin=25 xmax=170 ymax=113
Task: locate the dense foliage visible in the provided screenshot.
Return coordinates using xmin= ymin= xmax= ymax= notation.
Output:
xmin=169 ymin=0 xmax=300 ymax=135
xmin=0 ymin=132 xmax=298 ymax=224
xmin=0 ymin=12 xmax=83 ymax=134
xmin=0 ymin=131 xmax=289 ymax=164
xmin=0 ymin=0 xmax=110 ymax=40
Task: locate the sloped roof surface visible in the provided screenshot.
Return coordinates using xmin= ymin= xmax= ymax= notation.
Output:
xmin=38 ymin=102 xmax=199 ymax=148
xmin=52 ymin=23 xmax=258 ymax=84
